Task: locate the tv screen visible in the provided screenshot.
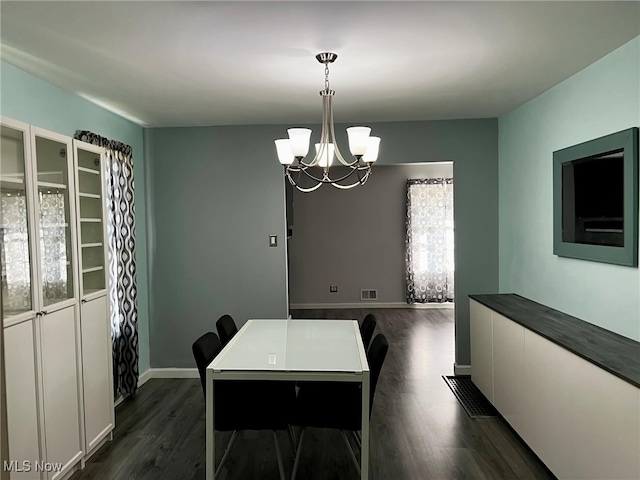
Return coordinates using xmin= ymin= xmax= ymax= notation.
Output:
xmin=562 ymin=150 xmax=624 ymax=247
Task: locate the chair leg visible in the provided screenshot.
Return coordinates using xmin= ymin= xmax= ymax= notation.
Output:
xmin=291 ymin=427 xmax=306 ymax=480
xmin=341 ymin=430 xmax=361 ymax=476
xmin=273 ymin=431 xmax=286 ymax=480
xmin=287 ymin=424 xmax=297 ymax=458
xmin=350 ymin=430 xmax=362 ymax=452
xmin=214 ymin=430 xmax=239 ymax=479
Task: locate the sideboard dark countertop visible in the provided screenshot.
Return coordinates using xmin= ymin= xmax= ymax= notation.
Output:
xmin=469 ymin=293 xmax=640 ymax=389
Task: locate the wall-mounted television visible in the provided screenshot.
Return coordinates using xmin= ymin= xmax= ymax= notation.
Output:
xmin=553 ymin=127 xmax=638 ymax=267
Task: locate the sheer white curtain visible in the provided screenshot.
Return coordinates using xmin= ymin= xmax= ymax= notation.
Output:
xmin=405 ymin=178 xmax=454 ymax=303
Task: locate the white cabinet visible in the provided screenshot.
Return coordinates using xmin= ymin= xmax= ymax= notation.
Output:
xmin=30 ymin=127 xmax=84 ymax=480
xmin=471 ymin=297 xmax=640 ymax=480
xmin=4 ymin=320 xmax=40 ymax=480
xmin=567 ymin=340 xmax=640 ymax=480
xmin=469 ymin=299 xmax=493 ymax=402
xmin=1 ymin=118 xmax=44 ymax=480
xmin=492 ymin=312 xmax=524 ymax=434
xmin=80 ymin=296 xmax=113 ymax=453
xmin=1 ymin=118 xmax=114 ymax=479
xmin=72 ymin=140 xmax=114 ymax=456
xmin=522 ymin=329 xmax=574 ymax=479
xmin=39 ymin=306 xmax=83 ymax=480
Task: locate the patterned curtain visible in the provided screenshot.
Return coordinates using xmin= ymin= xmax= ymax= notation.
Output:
xmin=405 ymin=178 xmax=454 ymax=303
xmin=75 ymin=130 xmax=139 ymax=398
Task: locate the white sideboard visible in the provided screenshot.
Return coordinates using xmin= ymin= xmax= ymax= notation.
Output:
xmin=470 ymin=295 xmax=640 ymax=480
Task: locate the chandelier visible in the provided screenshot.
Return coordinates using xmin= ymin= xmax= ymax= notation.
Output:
xmin=274 ymin=52 xmax=380 ymax=192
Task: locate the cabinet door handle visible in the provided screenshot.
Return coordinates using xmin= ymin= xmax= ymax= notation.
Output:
xmin=81 ymin=299 xmax=87 ymax=303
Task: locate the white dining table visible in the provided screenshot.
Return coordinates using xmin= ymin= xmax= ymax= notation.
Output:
xmin=205 ymin=318 xmax=371 ymax=480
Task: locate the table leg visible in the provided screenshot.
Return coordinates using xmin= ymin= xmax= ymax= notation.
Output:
xmin=361 ymin=371 xmax=370 ymax=480
xmin=206 ymin=370 xmax=215 ymax=480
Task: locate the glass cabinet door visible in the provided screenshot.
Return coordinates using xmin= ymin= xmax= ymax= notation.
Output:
xmin=1 ymin=120 xmax=35 ymax=320
xmin=74 ymin=143 xmax=107 ymax=297
xmin=32 ymin=131 xmax=77 ymax=308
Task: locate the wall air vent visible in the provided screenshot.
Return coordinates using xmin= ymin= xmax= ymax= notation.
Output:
xmin=360 ymin=289 xmax=378 ymax=301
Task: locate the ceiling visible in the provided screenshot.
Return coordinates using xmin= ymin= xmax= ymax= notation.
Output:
xmin=1 ymin=1 xmax=638 ymax=127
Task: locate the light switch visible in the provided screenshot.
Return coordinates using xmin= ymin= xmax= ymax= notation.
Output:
xmin=269 ymin=234 xmax=278 ymax=247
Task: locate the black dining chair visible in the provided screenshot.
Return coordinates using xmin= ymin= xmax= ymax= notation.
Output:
xmin=192 ymin=332 xmax=222 ymax=396
xmin=360 ymin=314 xmax=377 ymax=351
xmin=290 ymin=333 xmax=389 ymax=479
xmin=216 ymin=314 xmax=238 ymax=347
xmin=192 ymin=332 xmax=295 ymax=480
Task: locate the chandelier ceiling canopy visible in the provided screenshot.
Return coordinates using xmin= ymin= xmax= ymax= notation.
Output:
xmin=274 ymin=53 xmax=380 ymax=192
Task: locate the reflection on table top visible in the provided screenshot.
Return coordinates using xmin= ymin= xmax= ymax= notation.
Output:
xmin=210 ymin=319 xmax=365 ymax=373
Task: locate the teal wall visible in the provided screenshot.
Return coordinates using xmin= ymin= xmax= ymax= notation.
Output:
xmin=498 ymin=37 xmax=640 ymax=340
xmin=147 ymin=119 xmax=498 ymax=368
xmin=0 ymin=61 xmax=151 ymax=372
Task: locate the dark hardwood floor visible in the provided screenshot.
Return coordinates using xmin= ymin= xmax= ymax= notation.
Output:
xmin=71 ymin=308 xmax=554 ymax=480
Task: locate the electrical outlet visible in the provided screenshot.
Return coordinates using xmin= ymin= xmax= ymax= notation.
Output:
xmin=330 ymin=285 xmax=338 ymax=293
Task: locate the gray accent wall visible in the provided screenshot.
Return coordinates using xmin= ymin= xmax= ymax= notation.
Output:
xmin=146 ymin=125 xmax=291 ymax=368
xmin=289 ymin=163 xmax=453 ymax=305
xmin=146 ymin=119 xmax=498 ymax=368
xmin=498 ymin=36 xmax=640 ymax=341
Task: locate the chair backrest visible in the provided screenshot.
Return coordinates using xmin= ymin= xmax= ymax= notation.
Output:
xmin=360 ymin=314 xmax=377 ymax=351
xmin=216 ymin=314 xmax=238 ymax=347
xmin=192 ymin=332 xmax=222 ymax=396
xmin=367 ymin=333 xmax=389 ymax=413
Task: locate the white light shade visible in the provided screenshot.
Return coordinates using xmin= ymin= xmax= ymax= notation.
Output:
xmin=314 ymin=143 xmax=335 ymax=168
xmin=346 ymin=126 xmax=371 ymax=156
xmin=275 ymin=139 xmax=294 ymax=165
xmin=287 ymin=128 xmax=312 ymax=158
xmin=363 ymin=136 xmax=380 ymax=163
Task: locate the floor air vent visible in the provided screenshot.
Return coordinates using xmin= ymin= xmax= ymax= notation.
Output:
xmin=442 ymin=376 xmax=498 ymax=418
xmin=360 ymin=289 xmax=378 ymax=301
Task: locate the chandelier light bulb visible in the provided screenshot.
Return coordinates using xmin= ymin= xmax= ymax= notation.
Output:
xmin=346 ymin=127 xmax=372 ymax=157
xmin=287 ymin=128 xmax=312 ymax=158
xmin=275 ymin=139 xmax=295 ymax=165
xmin=314 ymin=143 xmax=335 ymax=168
xmin=363 ymin=136 xmax=381 ymax=163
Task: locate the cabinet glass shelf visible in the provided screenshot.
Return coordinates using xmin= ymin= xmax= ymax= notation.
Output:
xmin=38 ymin=181 xmax=67 ymax=190
xmin=77 ymin=166 xmax=100 ymax=175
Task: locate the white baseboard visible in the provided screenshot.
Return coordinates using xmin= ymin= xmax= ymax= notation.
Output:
xmin=138 ymin=368 xmax=153 ymax=386
xmin=290 ymin=302 xmax=455 ymax=310
xmin=453 ymin=363 xmax=472 ymax=376
xmin=147 ymin=368 xmax=199 ymax=379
